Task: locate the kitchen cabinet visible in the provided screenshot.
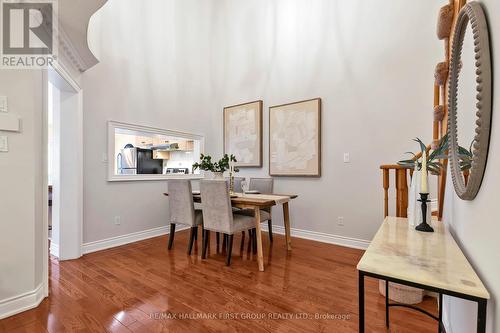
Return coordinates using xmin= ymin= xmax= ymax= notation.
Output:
xmin=153 ymin=150 xmax=171 ymax=160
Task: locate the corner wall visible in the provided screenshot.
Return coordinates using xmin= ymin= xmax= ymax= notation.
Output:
xmin=0 ymin=70 xmax=45 ymax=318
xmin=442 ymin=1 xmax=499 ymax=332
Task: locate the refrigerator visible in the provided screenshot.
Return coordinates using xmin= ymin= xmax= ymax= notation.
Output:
xmin=117 ymin=147 xmax=163 ymax=175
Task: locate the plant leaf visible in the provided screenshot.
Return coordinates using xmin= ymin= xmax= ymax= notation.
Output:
xmin=413 ymin=137 xmax=427 ymax=156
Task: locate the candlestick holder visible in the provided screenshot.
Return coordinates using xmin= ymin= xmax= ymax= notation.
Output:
xmin=229 ymin=172 xmax=235 ymax=195
xmin=415 ymin=192 xmax=434 ymax=232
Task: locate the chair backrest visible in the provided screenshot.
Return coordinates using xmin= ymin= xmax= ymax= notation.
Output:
xmin=249 ymin=177 xmax=274 ymax=194
xmin=168 ymin=179 xmax=196 ymax=226
xmin=225 ymin=177 xmax=245 ymax=193
xmin=200 ymin=180 xmax=234 ymax=233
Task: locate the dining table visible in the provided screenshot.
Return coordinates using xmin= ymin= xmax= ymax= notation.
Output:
xmin=163 ymin=191 xmax=298 ymax=271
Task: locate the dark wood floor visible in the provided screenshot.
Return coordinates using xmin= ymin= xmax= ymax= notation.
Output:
xmin=0 ymin=229 xmax=438 ymax=332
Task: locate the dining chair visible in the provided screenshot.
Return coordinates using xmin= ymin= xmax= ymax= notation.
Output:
xmin=236 ymin=177 xmax=275 ymax=242
xmin=167 ymin=179 xmax=204 ymax=255
xmin=200 ymin=180 xmax=266 ymax=266
xmin=225 ymin=177 xmax=245 ymax=193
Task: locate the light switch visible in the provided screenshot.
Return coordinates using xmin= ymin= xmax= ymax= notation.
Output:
xmin=0 ymin=136 xmax=8 ymax=152
xmin=0 ymin=113 xmax=20 ymax=132
xmin=0 ymin=96 xmax=7 ymax=113
xmin=343 ymin=153 xmax=350 ymax=163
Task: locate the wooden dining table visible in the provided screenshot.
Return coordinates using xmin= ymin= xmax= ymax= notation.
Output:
xmin=163 ymin=192 xmax=298 ymax=271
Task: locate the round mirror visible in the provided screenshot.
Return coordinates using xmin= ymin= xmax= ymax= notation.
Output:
xmin=448 ymin=2 xmax=492 ymax=200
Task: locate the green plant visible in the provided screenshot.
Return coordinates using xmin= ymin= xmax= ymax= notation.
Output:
xmin=397 ymin=133 xmax=473 ymax=175
xmin=398 ymin=135 xmax=447 ymax=175
xmin=192 ymin=154 xmax=239 ymax=173
xmin=457 ymin=140 xmax=474 ymax=171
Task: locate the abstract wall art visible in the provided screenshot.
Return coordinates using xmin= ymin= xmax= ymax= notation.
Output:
xmin=269 ymin=98 xmax=321 ymax=177
xmin=223 ymin=100 xmax=263 ymax=167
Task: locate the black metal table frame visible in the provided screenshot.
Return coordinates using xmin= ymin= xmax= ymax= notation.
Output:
xmin=358 ymin=270 xmax=487 ymax=333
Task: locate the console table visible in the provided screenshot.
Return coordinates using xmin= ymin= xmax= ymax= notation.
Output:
xmin=357 ymin=217 xmax=489 ymax=332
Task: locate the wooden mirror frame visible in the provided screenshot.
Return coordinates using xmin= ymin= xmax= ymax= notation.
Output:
xmin=448 ymin=1 xmax=492 ymax=200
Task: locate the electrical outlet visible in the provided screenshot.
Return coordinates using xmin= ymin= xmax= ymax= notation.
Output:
xmin=337 ymin=216 xmax=344 ymax=226
xmin=102 ymin=153 xmax=108 ymax=163
xmin=114 ymin=216 xmax=121 ymax=225
xmin=343 ymin=153 xmax=350 ymax=163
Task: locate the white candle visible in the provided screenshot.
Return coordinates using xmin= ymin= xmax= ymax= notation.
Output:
xmin=420 ymin=153 xmax=428 ymax=194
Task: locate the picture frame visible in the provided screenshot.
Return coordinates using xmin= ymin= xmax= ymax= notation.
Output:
xmin=269 ymin=98 xmax=321 ymax=177
xmin=223 ymin=100 xmax=263 ymax=168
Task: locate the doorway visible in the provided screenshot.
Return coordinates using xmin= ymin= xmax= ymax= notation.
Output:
xmin=43 ymin=64 xmax=83 ymax=293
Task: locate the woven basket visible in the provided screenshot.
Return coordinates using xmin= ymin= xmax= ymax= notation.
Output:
xmin=379 ymin=280 xmax=423 ymax=305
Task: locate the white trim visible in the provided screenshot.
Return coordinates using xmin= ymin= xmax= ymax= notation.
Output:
xmin=442 ymin=297 xmax=453 ymax=333
xmin=0 ymin=283 xmax=45 ymax=320
xmin=261 ymin=225 xmax=370 ymax=250
xmin=108 ymin=174 xmax=205 ymax=182
xmin=50 ymin=242 xmax=59 ymax=258
xmin=42 ymin=63 xmax=83 ymax=299
xmin=82 ymin=225 xmax=189 ymax=254
xmin=50 ymin=62 xmax=82 ymax=92
xmin=41 ymin=71 xmax=49 ymax=299
xmin=442 ymin=309 xmax=452 ymax=333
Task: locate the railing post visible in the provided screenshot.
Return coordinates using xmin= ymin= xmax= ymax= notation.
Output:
xmin=383 ymin=169 xmax=389 ymax=218
xmin=395 ymin=169 xmax=408 ymax=218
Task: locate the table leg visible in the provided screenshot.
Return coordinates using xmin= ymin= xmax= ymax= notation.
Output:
xmin=254 ymin=207 xmax=264 ymax=272
xmin=283 ymin=202 xmax=292 ymax=251
xmin=477 ymin=299 xmax=487 ymax=333
xmin=385 ymin=280 xmax=389 ymax=328
xmin=438 ymin=293 xmax=443 ymax=333
xmin=359 ymin=271 xmax=365 ymax=333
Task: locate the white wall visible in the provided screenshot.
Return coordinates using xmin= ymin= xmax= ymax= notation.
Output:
xmin=442 ymin=1 xmax=499 ymax=332
xmin=205 ymin=0 xmax=443 ymax=240
xmin=83 ymin=0 xmax=214 ymax=243
xmin=0 ymin=70 xmax=45 ymax=314
xmin=84 ymin=0 xmax=442 ymax=244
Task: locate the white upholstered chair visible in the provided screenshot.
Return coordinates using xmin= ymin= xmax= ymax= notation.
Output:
xmin=167 ymin=179 xmax=203 ymax=255
xmin=225 ymin=176 xmax=245 ymax=193
xmin=200 ymin=180 xmax=267 ymax=265
xmin=235 ymin=177 xmax=274 ymax=242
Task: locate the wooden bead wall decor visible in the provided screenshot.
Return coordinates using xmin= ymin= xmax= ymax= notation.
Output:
xmin=434 ymin=62 xmax=449 ymax=86
xmin=448 ymin=1 xmax=492 ymax=200
xmin=434 ymin=105 xmax=445 ymax=122
xmin=437 ymin=4 xmax=454 ymax=40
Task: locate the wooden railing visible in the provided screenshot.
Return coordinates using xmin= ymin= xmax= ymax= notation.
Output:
xmin=380 ymin=147 xmax=428 ymax=218
xmin=380 ymin=165 xmax=412 ymax=218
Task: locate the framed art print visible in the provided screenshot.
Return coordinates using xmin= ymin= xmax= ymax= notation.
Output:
xmin=223 ymin=100 xmax=263 ymax=167
xmin=269 ymin=98 xmax=321 ymax=177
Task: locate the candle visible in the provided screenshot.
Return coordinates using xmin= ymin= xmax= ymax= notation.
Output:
xmin=420 ymin=153 xmax=428 ymax=194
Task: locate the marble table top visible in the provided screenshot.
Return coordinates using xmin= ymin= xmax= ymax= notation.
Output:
xmin=357 ymin=217 xmax=489 ymax=299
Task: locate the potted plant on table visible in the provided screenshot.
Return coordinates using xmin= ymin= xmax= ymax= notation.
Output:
xmin=397 ymin=132 xmax=473 ymax=226
xmin=192 ymin=153 xmax=239 ymax=179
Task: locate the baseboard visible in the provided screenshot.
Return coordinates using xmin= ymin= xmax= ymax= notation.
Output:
xmin=261 ymin=224 xmax=370 ymax=250
xmin=0 ymin=283 xmax=45 ymax=320
xmin=442 ymin=301 xmax=452 ymax=333
xmin=81 ymin=225 xmax=189 ymax=255
xmin=50 ymin=242 xmax=59 ymax=257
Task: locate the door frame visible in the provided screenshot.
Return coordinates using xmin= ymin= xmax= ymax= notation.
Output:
xmin=42 ymin=61 xmax=83 ymax=296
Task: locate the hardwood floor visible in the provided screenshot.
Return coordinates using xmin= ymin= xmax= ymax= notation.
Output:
xmin=0 ymin=230 xmax=438 ymax=332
